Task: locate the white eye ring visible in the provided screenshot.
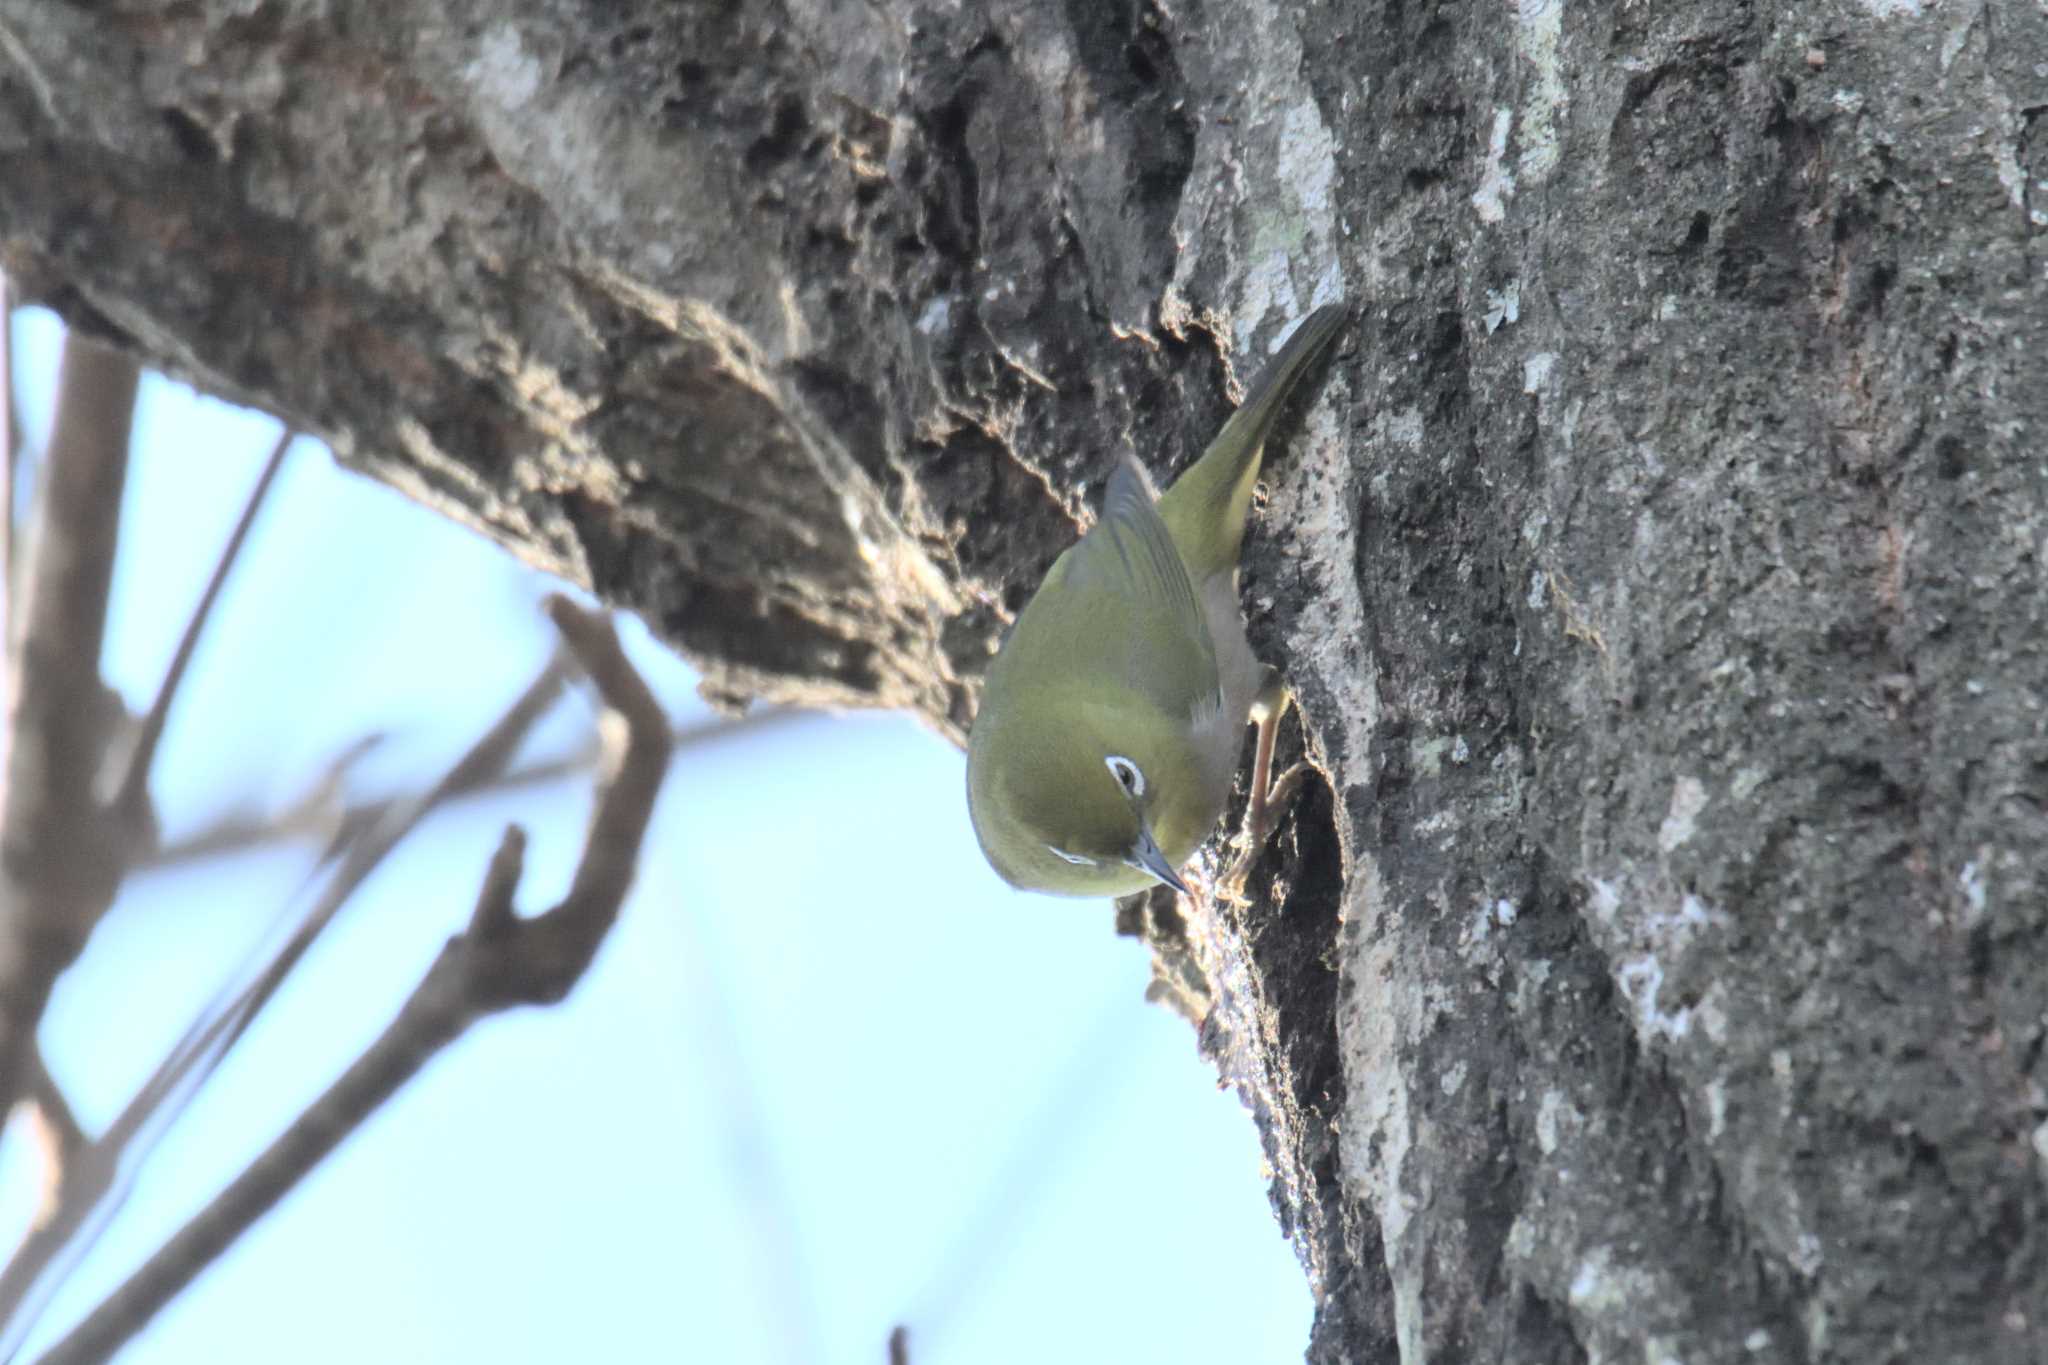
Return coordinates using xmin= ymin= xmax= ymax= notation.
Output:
xmin=1047 ymin=845 xmax=1097 ymax=866
xmin=1105 ymin=755 xmax=1145 ymax=798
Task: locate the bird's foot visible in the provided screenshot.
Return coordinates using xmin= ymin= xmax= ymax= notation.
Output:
xmin=1217 ymin=669 xmax=1304 ymax=906
xmin=1218 ymin=761 xmax=1308 ymax=905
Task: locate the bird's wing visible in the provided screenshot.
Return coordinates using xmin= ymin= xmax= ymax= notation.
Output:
xmin=1055 ymin=455 xmax=1220 ymax=718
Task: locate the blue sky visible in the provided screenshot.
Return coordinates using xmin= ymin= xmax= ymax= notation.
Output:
xmin=0 ymin=307 xmax=1310 ymax=1363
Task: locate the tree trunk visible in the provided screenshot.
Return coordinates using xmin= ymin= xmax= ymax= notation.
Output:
xmin=4 ymin=1 xmax=2045 ymax=1359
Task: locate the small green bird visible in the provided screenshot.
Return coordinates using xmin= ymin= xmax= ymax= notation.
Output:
xmin=966 ymin=304 xmax=1346 ymax=896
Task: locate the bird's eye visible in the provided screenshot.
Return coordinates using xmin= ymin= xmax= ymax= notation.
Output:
xmin=1105 ymin=755 xmax=1145 ymax=798
xmin=1047 ymin=845 xmax=1097 ymax=866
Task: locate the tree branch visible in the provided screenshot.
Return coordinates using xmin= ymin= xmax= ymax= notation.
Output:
xmin=110 ymin=425 xmax=294 ymax=821
xmin=1 ymin=275 xmax=16 ymax=622
xmin=38 ymin=598 xmax=671 ymax=1364
xmin=0 ymin=334 xmax=137 ymax=1120
xmin=137 ymin=706 xmax=803 ymax=874
xmin=0 ymin=646 xmax=571 ymax=1358
xmin=109 ymin=650 xmax=572 ymax=1181
xmin=14 ymin=1049 xmax=84 ymax=1234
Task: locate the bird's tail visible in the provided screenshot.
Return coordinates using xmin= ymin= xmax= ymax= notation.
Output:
xmin=1156 ymin=303 xmax=1346 ymax=581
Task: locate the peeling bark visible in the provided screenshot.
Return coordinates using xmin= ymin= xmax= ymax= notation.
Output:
xmin=3 ymin=1 xmax=2045 ymax=1360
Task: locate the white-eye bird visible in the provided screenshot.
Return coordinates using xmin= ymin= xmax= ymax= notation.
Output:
xmin=966 ymin=304 xmax=1346 ymax=896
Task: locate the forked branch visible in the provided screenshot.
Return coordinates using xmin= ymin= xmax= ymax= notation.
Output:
xmin=37 ymin=597 xmax=672 ymax=1364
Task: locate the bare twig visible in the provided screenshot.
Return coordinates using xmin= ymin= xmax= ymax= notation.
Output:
xmin=40 ymin=598 xmax=672 ymax=1364
xmin=888 ymin=1326 xmax=911 ymax=1365
xmin=674 ymin=857 xmax=822 ymax=1364
xmin=21 ymin=1053 xmax=84 ymax=1174
xmin=141 ymin=646 xmax=572 ymax=1098
xmin=899 ymin=992 xmax=1138 ymax=1345
xmin=149 ymin=743 xmax=577 ymax=872
xmin=111 ymin=426 xmax=295 ymax=820
xmin=467 ymin=823 xmax=528 ymax=932
xmin=0 ymin=649 xmax=571 ymax=1357
xmin=1 ymin=273 xmax=16 ymax=615
xmin=137 ymin=706 xmax=803 ymax=874
xmin=0 ymin=335 xmax=138 ymax=1120
xmin=15 ymin=1050 xmax=85 ymax=1233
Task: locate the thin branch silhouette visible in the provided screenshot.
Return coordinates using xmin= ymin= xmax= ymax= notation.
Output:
xmin=0 ymin=336 xmax=138 ymax=1124
xmin=112 ymin=425 xmax=295 ymax=820
xmin=0 ymin=651 xmax=571 ymax=1359
xmin=40 ymin=598 xmax=671 ymax=1364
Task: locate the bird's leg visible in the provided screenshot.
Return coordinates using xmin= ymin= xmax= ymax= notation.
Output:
xmin=1220 ymin=669 xmax=1309 ymax=903
xmin=1245 ymin=670 xmax=1306 ymax=848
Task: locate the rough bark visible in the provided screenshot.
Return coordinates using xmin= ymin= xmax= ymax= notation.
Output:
xmin=3 ymin=1 xmax=2045 ymax=1361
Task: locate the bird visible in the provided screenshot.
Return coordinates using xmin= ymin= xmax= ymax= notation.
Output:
xmin=965 ymin=304 xmax=1346 ymax=897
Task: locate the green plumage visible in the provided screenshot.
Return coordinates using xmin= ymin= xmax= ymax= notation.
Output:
xmin=967 ymin=305 xmax=1346 ymax=897
xmin=1157 ymin=305 xmax=1348 ymax=581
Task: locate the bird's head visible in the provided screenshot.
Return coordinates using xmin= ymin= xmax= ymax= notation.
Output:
xmin=965 ymin=691 xmax=1195 ymax=898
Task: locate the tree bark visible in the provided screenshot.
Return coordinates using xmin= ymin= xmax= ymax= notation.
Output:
xmin=3 ymin=1 xmax=2045 ymax=1360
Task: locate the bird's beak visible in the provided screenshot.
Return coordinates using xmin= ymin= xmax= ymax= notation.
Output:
xmin=1125 ymin=827 xmax=1190 ymax=895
